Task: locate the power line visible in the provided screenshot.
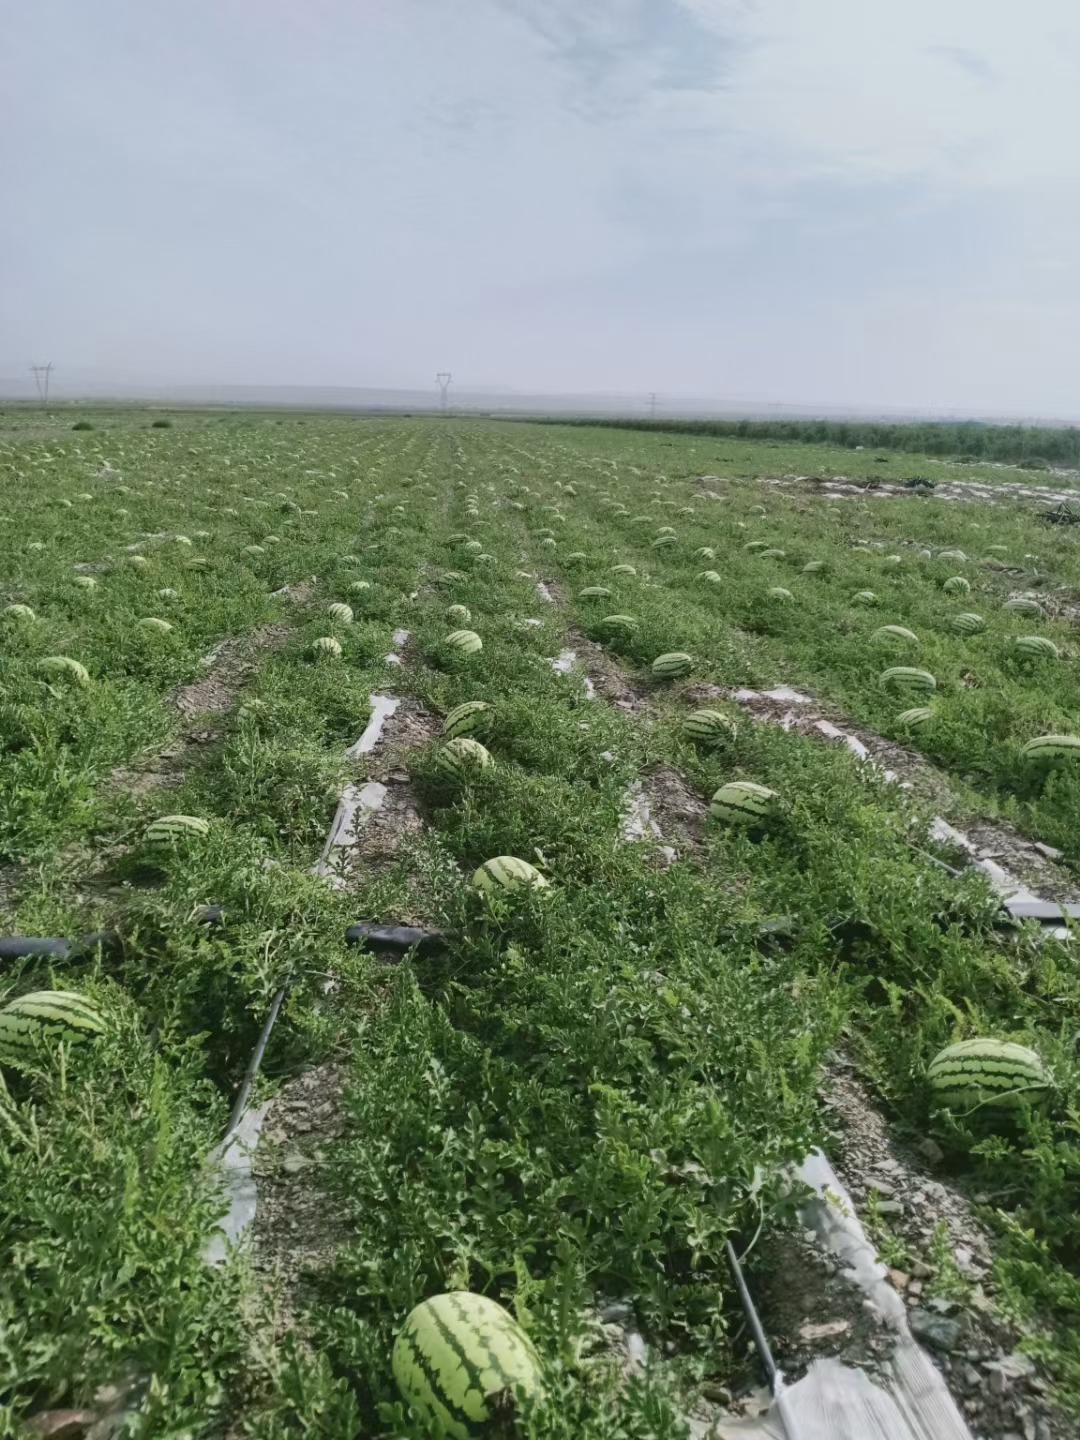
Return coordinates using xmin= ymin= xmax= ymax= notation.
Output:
xmin=648 ymin=392 xmax=658 ymax=420
xmin=436 ymin=372 xmax=452 ymax=413
xmin=30 ymin=362 xmax=53 ymax=404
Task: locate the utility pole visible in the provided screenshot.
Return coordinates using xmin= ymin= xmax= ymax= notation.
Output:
xmin=436 ymin=373 xmax=452 ymax=414
xmin=648 ymin=392 xmax=658 ymax=420
xmin=30 ymin=363 xmax=53 ymax=404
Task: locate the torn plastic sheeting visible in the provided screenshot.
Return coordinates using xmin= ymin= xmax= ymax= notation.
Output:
xmin=312 ymin=781 xmax=388 ymax=881
xmin=203 ymin=1101 xmax=271 ymax=1266
xmin=620 ymin=782 xmax=663 ymax=843
xmin=345 ymin=693 xmax=400 ymax=758
xmin=536 ymin=581 xmax=555 ymax=603
xmin=930 ymin=818 xmax=1041 ymax=903
xmin=814 ymin=719 xmax=869 ymax=760
xmin=550 ymin=649 xmax=577 ymax=674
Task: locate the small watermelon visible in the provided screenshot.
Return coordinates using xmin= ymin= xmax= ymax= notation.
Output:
xmin=744 ymin=540 xmax=769 ymax=552
xmin=137 ymin=617 xmax=173 ymax=634
xmin=697 ymin=570 xmax=723 ymax=584
xmin=710 ymin=781 xmax=778 ymax=824
xmin=4 ymin=603 xmax=35 ymax=620
xmin=435 ymin=737 xmax=492 ymax=780
xmin=392 ymin=1292 xmax=543 ymax=1440
xmin=1003 ymin=597 xmax=1045 ymax=616
xmin=1014 ymin=635 xmax=1059 ymax=659
xmin=0 ymin=990 xmax=107 ymax=1069
xmin=942 ymin=576 xmax=970 ymax=595
xmin=578 ymin=587 xmax=611 ymax=600
xmin=695 ymin=547 xmax=716 ymax=561
xmin=1021 ymin=734 xmax=1080 ymax=764
xmin=443 ymin=701 xmax=492 ymax=740
xmin=937 ymin=549 xmax=968 ymax=563
xmin=758 ymin=548 xmax=786 ymax=559
xmin=880 ymin=666 xmax=936 ymax=695
xmin=473 ymin=857 xmax=549 ymax=893
xmin=852 ymin=591 xmax=879 ymax=605
xmin=928 ymin=1039 xmax=1051 ymax=1114
xmin=72 ymin=576 xmax=97 ymax=590
xmin=766 ymin=586 xmax=793 ymax=601
xmin=564 ymin=553 xmax=587 ymax=565
xmin=445 ymin=630 xmax=483 ymax=655
xmin=348 ymin=580 xmax=372 ymax=594
xmin=312 ymin=636 xmax=343 ymax=659
xmin=802 ymin=561 xmax=825 ymax=574
xmin=683 ymin=710 xmax=737 ymax=747
xmin=37 ymin=656 xmax=90 ymax=686
xmin=445 ymin=604 xmax=471 ymax=624
xmin=145 ymin=815 xmax=210 ymax=847
xmin=951 ymin=612 xmax=985 ymax=634
xmin=896 ymin=707 xmax=935 ymax=728
xmin=327 ymin=602 xmax=354 ymax=624
xmin=610 ymin=563 xmax=637 ymax=577
xmin=463 ymin=540 xmax=483 ymax=554
xmin=652 ymin=652 xmax=693 ymax=680
xmin=872 ymin=626 xmax=919 ymax=647
xmin=127 ymin=554 xmax=149 ymax=569
xmin=597 ymin=614 xmax=638 ymax=634
xmin=652 ymin=534 xmax=677 ymax=549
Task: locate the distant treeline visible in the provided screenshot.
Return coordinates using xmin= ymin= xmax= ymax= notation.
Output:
xmin=540 ymin=416 xmax=1080 ymax=467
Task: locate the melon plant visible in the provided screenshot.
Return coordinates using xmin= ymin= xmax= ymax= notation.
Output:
xmin=652 ymin=652 xmax=692 ymax=680
xmin=880 ymin=666 xmax=936 ymax=695
xmin=442 ymin=700 xmax=492 ymax=740
xmin=928 ymin=1039 xmax=1051 ymax=1115
xmin=710 ymin=781 xmax=778 ymax=824
xmin=472 ymin=857 xmax=549 ymax=894
xmin=0 ymin=990 xmax=107 ymax=1069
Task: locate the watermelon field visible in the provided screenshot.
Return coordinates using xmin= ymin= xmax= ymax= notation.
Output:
xmin=4 ymin=407 xmax=1080 ymax=1437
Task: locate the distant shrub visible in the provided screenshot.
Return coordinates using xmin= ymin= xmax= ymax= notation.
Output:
xmin=151 ymin=418 xmax=173 ymax=429
xmin=71 ymin=420 xmax=94 ymax=431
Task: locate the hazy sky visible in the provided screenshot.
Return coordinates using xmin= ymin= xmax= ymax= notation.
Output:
xmin=4 ymin=1 xmax=1080 ymax=413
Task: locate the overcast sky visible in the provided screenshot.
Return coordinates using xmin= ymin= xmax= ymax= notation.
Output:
xmin=4 ymin=1 xmax=1080 ymax=414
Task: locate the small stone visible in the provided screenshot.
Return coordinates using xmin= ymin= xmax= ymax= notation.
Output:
xmin=798 ymin=1319 xmax=850 ymax=1342
xmin=876 ymin=1199 xmax=905 ymax=1216
xmin=910 ymin=1307 xmax=965 ymax=1352
xmin=870 ymin=1178 xmax=897 ymax=1198
xmin=907 ymin=1280 xmax=923 ymax=1298
xmin=917 ymin=1137 xmax=945 ymax=1165
xmin=25 ymin=1413 xmax=97 ymax=1439
xmin=958 ymin=1363 xmax=982 ymax=1390
xmin=282 ymin=1151 xmax=314 ymax=1174
xmin=912 ymin=1259 xmax=934 ymax=1279
xmin=1034 ymin=842 xmax=1064 ymax=860
xmin=701 ymin=1382 xmax=733 ymax=1406
xmin=887 ymin=1269 xmax=909 ymax=1290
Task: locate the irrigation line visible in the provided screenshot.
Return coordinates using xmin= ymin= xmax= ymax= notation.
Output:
xmin=224 ymin=985 xmax=287 ymax=1138
xmin=724 ymin=1238 xmax=782 ymax=1399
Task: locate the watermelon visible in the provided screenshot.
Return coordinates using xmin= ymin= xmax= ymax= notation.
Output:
xmin=435 ymin=737 xmax=492 ymax=780
xmin=4 ymin=603 xmax=35 ymax=620
xmin=942 ymin=576 xmax=970 ymax=595
xmin=767 ymin=586 xmax=793 ymax=601
xmin=445 ymin=630 xmax=483 ymax=655
xmin=896 ymin=706 xmax=935 ymax=727
xmin=263 ymin=535 xmax=281 ymax=545
xmin=880 ymin=666 xmax=936 ymax=695
xmin=695 ymin=547 xmax=716 ymax=560
xmin=951 ymin=612 xmax=985 ymax=634
xmin=937 ymin=549 xmax=967 ymax=563
xmin=652 ymin=652 xmax=692 ymax=679
xmin=744 ymin=540 xmax=769 ymax=552
xmin=578 ymin=587 xmax=611 ymax=600
xmin=872 ymin=625 xmax=919 ymax=647
xmin=538 ymin=539 xmax=556 ymax=551
xmin=311 ymin=635 xmax=343 ymax=659
xmin=185 ymin=557 xmax=209 ymax=571
xmin=598 ymin=614 xmax=638 ymax=634
xmin=610 ymin=563 xmax=637 ymax=576
xmin=445 ymin=604 xmax=471 ymax=624
xmin=928 ymin=1039 xmax=1051 ymax=1114
xmin=1014 ymin=635 xmax=1059 ymax=659
xmin=1003 ymin=597 xmax=1045 ymax=616
xmin=852 ymin=591 xmax=878 ymax=605
xmin=683 ymin=710 xmax=737 ymax=746
xmin=534 ymin=529 xmax=555 ymax=539
xmin=145 ymin=815 xmax=211 ymax=846
xmin=137 ymin=617 xmax=173 ymax=634
xmin=802 ymin=561 xmax=825 ymax=573
xmin=462 ymin=540 xmax=483 ymax=553
xmin=327 ymin=602 xmax=354 ymax=624
xmin=564 ymin=553 xmax=587 ymax=565
xmin=127 ymin=554 xmax=149 ymax=569
xmin=443 ymin=701 xmax=492 ymax=740
xmin=72 ymin=576 xmax=97 ymax=590
xmin=348 ymin=580 xmax=372 ymax=594
xmin=883 ymin=555 xmax=903 ymax=568
xmin=758 ymin=548 xmax=786 ymax=559
xmin=656 ymin=526 xmax=676 ymax=536
xmin=697 ymin=570 xmax=722 ymax=584
xmin=243 ymin=545 xmax=265 ymax=557
xmin=472 ymin=857 xmax=549 ymax=893
xmin=37 ymin=656 xmax=90 ymax=686
xmin=710 ymin=781 xmax=778 ymax=824
xmin=439 ymin=571 xmax=467 ymax=586
xmin=0 ymin=990 xmax=106 ymax=1068
xmin=1021 ymin=734 xmax=1080 ymax=763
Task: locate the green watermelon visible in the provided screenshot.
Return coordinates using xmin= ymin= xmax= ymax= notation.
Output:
xmin=348 ymin=580 xmax=372 ymax=594
xmin=610 ymin=563 xmax=637 ymax=576
xmin=942 ymin=576 xmax=970 ymax=595
xmin=951 ymin=612 xmax=985 ymax=634
xmin=695 ymin=547 xmax=716 ymax=560
xmin=578 ymin=587 xmax=611 ymax=600
xmin=598 ymin=614 xmax=638 ymax=634
xmin=697 ymin=570 xmax=722 ymax=584
xmin=463 ymin=539 xmax=483 ymax=554
xmin=327 ymin=602 xmax=354 ymax=624
xmin=443 ymin=700 xmax=492 ymax=740
xmin=145 ymin=815 xmax=211 ymax=846
xmin=137 ymin=617 xmax=173 ymax=634
xmin=802 ymin=561 xmax=825 ymax=573
xmin=683 ymin=710 xmax=737 ymax=746
xmin=445 ymin=604 xmax=471 ymax=624
xmin=0 ymin=990 xmax=106 ymax=1068
xmin=312 ymin=636 xmax=342 ymax=659
xmin=1014 ymin=635 xmax=1059 ymax=659
xmin=652 ymin=534 xmax=677 ymax=549
xmin=4 ymin=603 xmax=35 ymax=620
xmin=937 ymin=549 xmax=967 ymax=563
xmin=37 ymin=656 xmax=90 ymax=686
xmin=1021 ymin=734 xmax=1080 ymax=763
xmin=852 ymin=591 xmax=879 ymax=605
xmin=710 ymin=781 xmax=778 ymax=823
xmin=896 ymin=706 xmax=935 ymax=727
xmin=928 ymin=1039 xmax=1051 ymax=1114
xmin=758 ymin=548 xmax=786 ymax=559
xmin=435 ymin=737 xmax=492 ymax=780
xmin=1003 ymin=597 xmax=1045 ymax=616
xmin=872 ymin=626 xmax=919 ymax=647
xmin=473 ymin=857 xmax=549 ymax=893
xmin=766 ymin=586 xmax=793 ymax=601
xmin=880 ymin=666 xmax=936 ymax=695
xmin=72 ymin=576 xmax=97 ymax=590
xmin=564 ymin=553 xmax=587 ymax=565
xmin=445 ymin=630 xmax=483 ymax=655
xmin=652 ymin=652 xmax=692 ymax=679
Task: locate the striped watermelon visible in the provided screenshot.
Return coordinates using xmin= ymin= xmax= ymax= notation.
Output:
xmin=710 ymin=781 xmax=778 ymax=824
xmin=348 ymin=580 xmax=372 ymax=593
xmin=1021 ymin=734 xmax=1080 ymax=763
xmin=4 ymin=603 xmax=35 ymax=620
xmin=1014 ymin=635 xmax=1059 ymax=659
xmin=683 ymin=710 xmax=737 ymax=746
xmin=695 ymin=547 xmax=716 ymax=560
xmin=697 ymin=570 xmax=722 ymax=584
xmin=758 ymin=548 xmax=786 ymax=559
xmin=473 ymin=857 xmax=549 ymax=893
xmin=312 ymin=636 xmax=343 ymax=659
xmin=445 ymin=630 xmax=483 ymax=655
xmin=474 ymin=553 xmax=496 ymax=565
xmin=610 ymin=563 xmax=637 ymax=576
xmin=126 ymin=555 xmax=149 ymax=569
xmin=657 ymin=526 xmax=676 ymax=536
xmin=37 ymin=656 xmax=90 ymax=686
xmin=852 ymin=591 xmax=879 ymax=605
xmin=896 ymin=706 xmax=935 ymax=727
xmin=463 ymin=539 xmax=483 ymax=554
xmin=942 ymin=576 xmax=970 ymax=595
xmin=652 ymin=652 xmax=693 ymax=680
xmin=185 ymin=557 xmax=209 ymax=571
xmin=439 ymin=571 xmax=467 ymax=585
xmin=443 ymin=701 xmax=492 ymax=740
xmin=564 ymin=553 xmax=587 ymax=565
xmin=598 ymin=614 xmax=638 ymax=634
xmin=652 ymin=534 xmax=677 ymax=549
xmin=243 ymin=545 xmax=265 ymax=557
xmin=937 ymin=549 xmax=967 ymax=563
xmin=744 ymin=540 xmax=769 ymax=552
xmin=1004 ymin=597 xmax=1045 ymax=616
xmin=328 ymin=602 xmax=354 ymax=624
xmin=392 ymin=1291 xmax=543 ymax=1439
xmin=445 ymin=605 xmax=471 ymax=624
xmin=767 ymin=586 xmax=793 ymax=601
xmin=880 ymin=666 xmax=936 ymax=695
xmin=951 ymin=612 xmax=985 ymax=634
xmin=0 ymin=990 xmax=106 ymax=1068
xmin=578 ymin=587 xmax=611 ymax=600
xmin=73 ymin=576 xmax=97 ymax=590
xmin=802 ymin=561 xmax=825 ymax=573
xmin=145 ymin=815 xmax=210 ymax=846
xmin=872 ymin=626 xmax=919 ymax=647
xmin=263 ymin=535 xmax=281 ymax=545
xmin=928 ymin=1039 xmax=1051 ymax=1114
xmin=435 ymin=738 xmax=492 ymax=780
xmin=137 ymin=617 xmax=173 ymax=634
